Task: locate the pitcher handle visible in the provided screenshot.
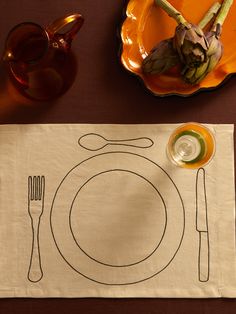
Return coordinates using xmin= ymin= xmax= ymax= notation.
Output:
xmin=46 ymin=13 xmax=84 ymax=44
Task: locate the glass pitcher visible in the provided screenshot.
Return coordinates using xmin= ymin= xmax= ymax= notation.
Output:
xmin=3 ymin=13 xmax=84 ymax=100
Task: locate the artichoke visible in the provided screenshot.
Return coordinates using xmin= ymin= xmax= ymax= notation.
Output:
xmin=142 ymin=39 xmax=179 ymax=74
xmin=182 ymin=24 xmax=223 ymax=85
xmin=173 ymin=23 xmax=209 ymax=68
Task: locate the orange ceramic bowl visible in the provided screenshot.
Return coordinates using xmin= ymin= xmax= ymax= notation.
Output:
xmin=120 ymin=0 xmax=236 ymax=96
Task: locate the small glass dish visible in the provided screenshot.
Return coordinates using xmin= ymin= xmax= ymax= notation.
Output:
xmin=166 ymin=123 xmax=216 ymax=169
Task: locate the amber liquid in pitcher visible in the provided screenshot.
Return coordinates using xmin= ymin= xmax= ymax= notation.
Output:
xmin=4 ymin=14 xmax=84 ymax=101
xmin=8 ymin=32 xmax=77 ymax=100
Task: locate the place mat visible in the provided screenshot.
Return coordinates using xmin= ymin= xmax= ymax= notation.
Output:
xmin=0 ymin=123 xmax=235 ymax=298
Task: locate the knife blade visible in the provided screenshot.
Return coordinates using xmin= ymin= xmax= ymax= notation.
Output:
xmin=196 ymin=168 xmax=210 ymax=282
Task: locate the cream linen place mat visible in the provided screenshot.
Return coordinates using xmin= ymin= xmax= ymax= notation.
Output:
xmin=0 ymin=123 xmax=235 ymax=298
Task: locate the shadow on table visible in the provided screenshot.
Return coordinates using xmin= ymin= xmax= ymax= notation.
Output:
xmin=0 ymin=53 xmax=78 ymax=123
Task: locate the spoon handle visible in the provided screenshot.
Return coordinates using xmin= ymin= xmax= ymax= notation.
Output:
xmin=107 ymin=137 xmax=154 ymax=149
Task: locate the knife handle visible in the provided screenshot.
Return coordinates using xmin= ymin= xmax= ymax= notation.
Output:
xmin=198 ymin=231 xmax=209 ymax=282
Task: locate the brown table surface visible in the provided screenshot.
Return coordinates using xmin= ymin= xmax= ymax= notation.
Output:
xmin=0 ymin=0 xmax=235 ymax=313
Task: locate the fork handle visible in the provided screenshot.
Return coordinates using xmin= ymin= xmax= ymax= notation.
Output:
xmin=28 ymin=217 xmax=43 ymax=283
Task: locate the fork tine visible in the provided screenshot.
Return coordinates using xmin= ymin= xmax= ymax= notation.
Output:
xmin=28 ymin=176 xmax=32 ymax=200
xmin=37 ymin=176 xmax=40 ymax=200
xmin=33 ymin=176 xmax=37 ymax=200
xmin=39 ymin=176 xmax=44 ymax=200
xmin=38 ymin=176 xmax=41 ymax=200
xmin=41 ymin=176 xmax=45 ymax=200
